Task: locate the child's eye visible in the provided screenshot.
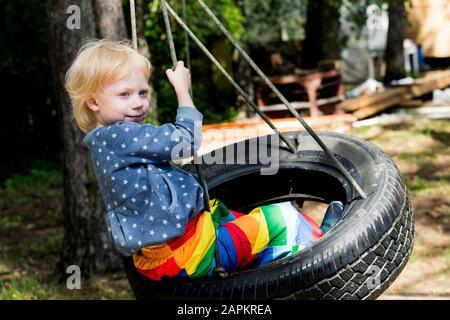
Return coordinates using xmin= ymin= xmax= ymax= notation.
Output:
xmin=119 ymin=91 xmax=130 ymax=97
xmin=139 ymin=90 xmax=148 ymax=97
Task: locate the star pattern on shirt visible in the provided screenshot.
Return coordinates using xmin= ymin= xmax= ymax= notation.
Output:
xmin=88 ymin=113 xmax=204 ymax=251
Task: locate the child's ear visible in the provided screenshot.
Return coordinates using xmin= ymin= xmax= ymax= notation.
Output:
xmin=86 ymin=94 xmax=100 ymax=112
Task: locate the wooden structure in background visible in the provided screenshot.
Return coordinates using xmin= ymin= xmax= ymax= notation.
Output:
xmin=198 ymin=71 xmax=450 ymax=156
xmin=254 ymin=69 xmax=345 ymax=118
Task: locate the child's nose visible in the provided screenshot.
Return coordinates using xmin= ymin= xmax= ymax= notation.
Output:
xmin=132 ymin=95 xmax=144 ymax=109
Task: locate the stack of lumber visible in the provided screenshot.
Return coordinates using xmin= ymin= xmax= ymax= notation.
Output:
xmin=337 ymin=70 xmax=450 ymax=119
xmin=338 ymin=87 xmax=409 ymax=120
xmin=410 ymin=70 xmax=450 ymax=97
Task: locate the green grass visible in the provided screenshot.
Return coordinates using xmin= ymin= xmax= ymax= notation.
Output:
xmin=0 ymin=160 xmax=133 ymax=300
xmin=2 ymin=167 xmax=61 ymax=206
xmin=407 ymin=176 xmax=432 ymax=192
xmin=348 ymin=119 xmax=450 ymax=199
xmin=0 ymin=273 xmax=133 ymax=300
xmin=0 ymin=215 xmax=22 ymax=230
xmin=349 ymin=119 xmax=450 ymax=296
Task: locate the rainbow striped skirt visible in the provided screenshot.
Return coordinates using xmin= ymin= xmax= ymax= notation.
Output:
xmin=133 ymin=198 xmax=323 ymax=280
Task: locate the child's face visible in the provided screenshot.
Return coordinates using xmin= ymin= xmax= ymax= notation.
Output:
xmin=88 ymin=59 xmax=150 ymax=127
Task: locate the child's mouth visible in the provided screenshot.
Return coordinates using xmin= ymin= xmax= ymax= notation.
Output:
xmin=127 ymin=115 xmax=143 ymax=122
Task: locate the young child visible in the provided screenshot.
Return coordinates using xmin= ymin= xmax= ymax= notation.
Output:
xmin=65 ymin=39 xmax=343 ymax=280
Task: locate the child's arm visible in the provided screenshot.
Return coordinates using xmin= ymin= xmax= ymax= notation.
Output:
xmin=100 ymin=106 xmax=202 ymax=165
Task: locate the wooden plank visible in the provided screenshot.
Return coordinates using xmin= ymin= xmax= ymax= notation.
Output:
xmin=259 ymin=96 xmax=344 ymax=112
xmin=397 ymin=99 xmax=424 ymax=108
xmin=337 ymin=87 xmax=408 ymax=112
xmin=411 ymin=79 xmax=439 ymax=96
xmin=437 ymin=70 xmax=450 ymax=88
xmin=352 ymin=95 xmax=404 ymax=120
xmin=410 ymin=70 xmax=450 ymax=96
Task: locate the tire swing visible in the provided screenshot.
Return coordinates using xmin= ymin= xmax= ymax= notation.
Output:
xmin=121 ymin=0 xmax=415 ymax=300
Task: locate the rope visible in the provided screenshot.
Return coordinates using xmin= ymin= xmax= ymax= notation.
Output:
xmin=182 ymin=0 xmax=194 ymax=99
xmin=162 ymin=2 xmax=298 ymax=154
xmin=180 ymin=2 xmax=226 ymax=279
xmin=195 ymin=0 xmax=367 ymax=200
xmin=130 ymin=0 xmax=138 ymax=50
xmin=162 ymin=0 xmax=228 ymax=278
xmin=161 ymin=0 xmax=177 ymax=66
xmin=161 ymin=0 xmax=211 ymax=213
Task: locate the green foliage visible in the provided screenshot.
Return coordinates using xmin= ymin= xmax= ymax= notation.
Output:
xmin=144 ymin=0 xmax=243 ymax=124
xmin=0 ymin=0 xmax=57 ymax=126
xmin=332 ymin=0 xmax=410 ymax=47
xmin=0 ymin=0 xmax=60 ymax=183
xmin=241 ymin=0 xmax=307 ymax=44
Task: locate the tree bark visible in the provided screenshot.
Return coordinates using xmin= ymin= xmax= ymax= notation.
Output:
xmin=385 ymin=0 xmax=406 ymax=82
xmin=94 ymin=0 xmax=127 ymax=40
xmin=135 ymin=0 xmax=149 ymax=58
xmin=301 ymin=0 xmax=342 ymax=69
xmin=48 ymin=0 xmax=125 ymax=281
xmin=135 ymin=0 xmax=157 ymax=114
xmin=320 ymin=1 xmax=341 ymax=62
xmin=235 ymin=0 xmax=255 ymax=118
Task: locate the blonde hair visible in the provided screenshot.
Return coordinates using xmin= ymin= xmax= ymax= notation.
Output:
xmin=65 ymin=39 xmax=152 ymax=133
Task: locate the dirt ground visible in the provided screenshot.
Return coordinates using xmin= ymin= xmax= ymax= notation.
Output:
xmin=347 ymin=118 xmax=450 ymax=299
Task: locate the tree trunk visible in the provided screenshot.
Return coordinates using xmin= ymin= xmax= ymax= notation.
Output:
xmin=135 ymin=0 xmax=149 ymax=58
xmin=301 ymin=0 xmax=342 ymax=69
xmin=94 ymin=0 xmax=127 ymax=40
xmin=135 ymin=0 xmax=157 ymax=114
xmin=385 ymin=0 xmax=406 ymax=82
xmin=320 ymin=1 xmax=341 ymax=62
xmin=48 ymin=0 xmax=125 ymax=281
xmin=235 ymin=0 xmax=255 ymax=118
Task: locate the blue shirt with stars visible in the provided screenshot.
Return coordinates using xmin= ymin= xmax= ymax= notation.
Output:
xmin=83 ymin=106 xmax=205 ymax=256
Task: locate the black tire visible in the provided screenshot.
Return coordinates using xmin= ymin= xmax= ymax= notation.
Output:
xmin=122 ymin=131 xmax=415 ymax=300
